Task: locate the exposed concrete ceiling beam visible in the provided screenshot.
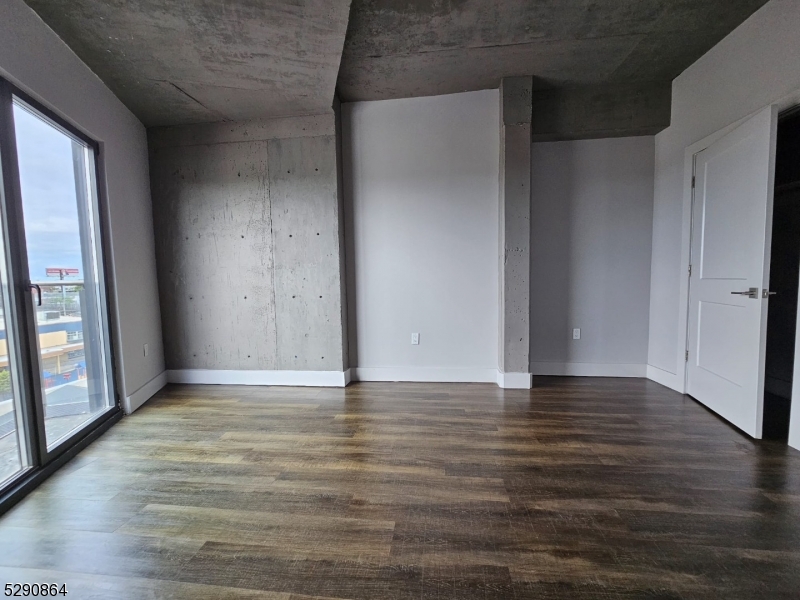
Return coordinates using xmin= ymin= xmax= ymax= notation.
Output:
xmin=338 ymin=0 xmax=768 ymax=139
xmin=531 ymin=82 xmax=672 ymax=142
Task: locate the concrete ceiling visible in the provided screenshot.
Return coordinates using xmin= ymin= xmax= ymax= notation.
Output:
xmin=23 ymin=0 xmax=769 ymax=136
xmin=337 ymin=0 xmax=770 ymax=100
xmin=23 ymin=0 xmax=353 ymax=127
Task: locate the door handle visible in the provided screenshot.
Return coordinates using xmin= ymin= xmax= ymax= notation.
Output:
xmin=731 ymin=287 xmax=759 ymax=299
xmin=28 ymin=283 xmax=41 ymax=306
xmin=762 ymin=289 xmax=777 ymax=298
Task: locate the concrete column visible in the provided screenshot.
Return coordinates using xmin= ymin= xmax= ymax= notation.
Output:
xmin=498 ymin=77 xmax=532 ymax=388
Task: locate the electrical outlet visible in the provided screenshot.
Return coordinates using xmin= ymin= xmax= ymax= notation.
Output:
xmin=411 ymin=333 xmax=420 ymax=345
xmin=572 ymin=329 xmax=581 ymax=340
xmin=143 ymin=343 xmax=149 ymax=357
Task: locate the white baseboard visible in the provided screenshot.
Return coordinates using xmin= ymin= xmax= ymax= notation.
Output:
xmin=496 ymin=371 xmax=533 ymax=389
xmin=162 ymin=367 xmax=538 ymax=390
xmin=124 ymin=370 xmax=168 ymax=414
xmin=646 ymin=364 xmax=685 ymax=393
xmin=166 ymin=369 xmax=350 ymax=387
xmin=351 ymin=367 xmax=532 ymax=389
xmin=531 ymin=362 xmax=646 ymax=378
xmin=351 ymin=367 xmax=497 ymax=384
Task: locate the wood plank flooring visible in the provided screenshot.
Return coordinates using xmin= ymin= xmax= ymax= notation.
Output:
xmin=1 ymin=378 xmax=799 ymax=599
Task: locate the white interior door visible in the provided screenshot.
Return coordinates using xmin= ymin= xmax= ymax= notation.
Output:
xmin=687 ymin=106 xmax=778 ymax=439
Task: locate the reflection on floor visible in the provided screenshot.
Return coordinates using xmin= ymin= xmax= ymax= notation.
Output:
xmin=0 ymin=378 xmax=799 ymax=599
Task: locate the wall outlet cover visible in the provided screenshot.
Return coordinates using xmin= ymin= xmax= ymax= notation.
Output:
xmin=411 ymin=333 xmax=420 ymax=345
xmin=572 ymin=329 xmax=581 ymax=340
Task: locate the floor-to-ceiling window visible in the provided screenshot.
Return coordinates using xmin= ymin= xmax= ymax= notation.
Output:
xmin=0 ymin=79 xmax=118 ymax=504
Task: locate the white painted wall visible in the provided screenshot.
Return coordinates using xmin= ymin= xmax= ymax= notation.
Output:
xmin=530 ymin=137 xmax=654 ymax=377
xmin=648 ymin=0 xmax=800 ymax=387
xmin=645 ymin=0 xmax=800 ymax=448
xmin=342 ymin=90 xmax=499 ymax=382
xmin=0 ymin=0 xmax=165 ymax=411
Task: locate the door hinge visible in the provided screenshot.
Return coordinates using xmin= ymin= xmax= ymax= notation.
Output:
xmin=685 ymin=350 xmax=689 ymax=362
xmin=688 ymin=264 xmax=692 ymax=277
xmin=692 ymin=175 xmax=696 ymax=189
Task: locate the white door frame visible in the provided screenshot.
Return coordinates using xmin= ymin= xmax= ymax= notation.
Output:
xmin=666 ymin=90 xmax=800 ymax=450
xmin=658 ymin=114 xmax=757 ymax=394
xmin=662 ymin=91 xmax=800 ymax=395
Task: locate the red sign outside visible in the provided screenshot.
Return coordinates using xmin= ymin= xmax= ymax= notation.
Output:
xmin=46 ymin=268 xmax=80 ymax=278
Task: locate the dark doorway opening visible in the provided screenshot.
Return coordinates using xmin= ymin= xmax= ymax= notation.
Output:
xmin=764 ymin=108 xmax=800 ymax=440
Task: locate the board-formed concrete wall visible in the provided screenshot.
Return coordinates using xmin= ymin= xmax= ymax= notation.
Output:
xmin=149 ymin=113 xmax=348 ymax=374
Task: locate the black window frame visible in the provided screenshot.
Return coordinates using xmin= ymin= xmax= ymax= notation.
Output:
xmin=0 ymin=76 xmax=122 ymax=516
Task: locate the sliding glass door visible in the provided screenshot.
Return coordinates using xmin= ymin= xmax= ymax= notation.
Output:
xmin=0 ymin=79 xmax=118 ymax=500
xmin=0 ymin=225 xmax=28 ymax=488
xmin=12 ymin=98 xmax=115 ymax=450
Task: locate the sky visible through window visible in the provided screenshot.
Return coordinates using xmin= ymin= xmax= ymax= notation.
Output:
xmin=13 ymin=103 xmax=83 ymax=282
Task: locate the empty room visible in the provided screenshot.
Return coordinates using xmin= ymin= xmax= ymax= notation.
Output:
xmin=0 ymin=0 xmax=799 ymax=598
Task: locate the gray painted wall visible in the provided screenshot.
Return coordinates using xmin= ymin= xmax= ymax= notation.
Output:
xmin=149 ymin=114 xmax=348 ymax=372
xmin=648 ymin=0 xmax=800 ymax=377
xmin=342 ymin=91 xmax=499 ymax=377
xmin=0 ymin=0 xmax=165 ymax=405
xmin=531 ymin=136 xmax=654 ymax=372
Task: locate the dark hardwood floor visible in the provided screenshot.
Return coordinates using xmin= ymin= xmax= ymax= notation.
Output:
xmin=0 ymin=378 xmax=799 ymax=599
